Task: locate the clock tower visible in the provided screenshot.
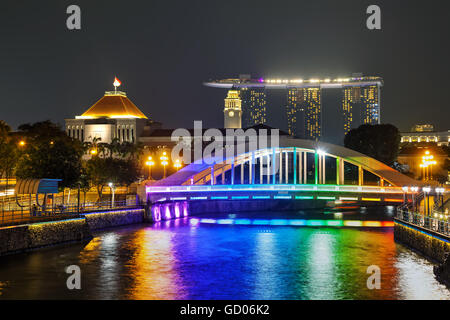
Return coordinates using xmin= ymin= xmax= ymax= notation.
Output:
xmin=224 ymin=90 xmax=242 ymax=129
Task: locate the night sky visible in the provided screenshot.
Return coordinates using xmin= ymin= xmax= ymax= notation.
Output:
xmin=0 ymin=0 xmax=449 ymax=132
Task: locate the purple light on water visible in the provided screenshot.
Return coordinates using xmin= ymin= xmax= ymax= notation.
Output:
xmin=183 ymin=203 xmax=189 ymax=217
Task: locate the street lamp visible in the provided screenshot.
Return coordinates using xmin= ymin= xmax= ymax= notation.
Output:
xmin=108 ymin=182 xmax=115 ymax=208
xmin=18 ymin=140 xmax=25 ymax=147
xmin=420 ymin=151 xmax=437 ymax=181
xmin=174 ymin=159 xmax=182 ymax=171
xmin=160 ymin=151 xmax=169 ymax=179
xmin=145 ymin=156 xmax=155 ymax=180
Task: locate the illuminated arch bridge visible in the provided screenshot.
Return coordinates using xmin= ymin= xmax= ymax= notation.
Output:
xmin=146 ymin=139 xmax=419 ymax=219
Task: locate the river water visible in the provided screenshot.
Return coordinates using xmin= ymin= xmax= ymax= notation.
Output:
xmin=1 ymin=208 xmax=449 ymax=300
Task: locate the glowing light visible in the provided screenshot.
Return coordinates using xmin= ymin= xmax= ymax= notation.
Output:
xmin=363 ymin=221 xmax=382 ymax=227
xmin=174 ymin=204 xmax=181 ymax=218
xmin=170 ymin=197 xmax=187 ymax=200
xmin=289 ymin=220 xmax=307 ymax=226
xmin=252 ymin=219 xmax=271 ymax=225
xmin=18 ymin=140 xmax=25 ymax=146
xmin=183 ymin=203 xmax=188 ymax=217
xmin=174 ymin=159 xmax=182 ymax=170
xmin=306 ymin=220 xmax=325 ymax=226
xmin=274 ymin=195 xmax=292 ymax=199
xmin=235 ymin=219 xmax=252 ymax=225
xmin=113 ymin=77 xmax=121 ymax=89
xmin=295 ymin=196 xmax=314 ymax=200
xmin=361 ymin=197 xmax=381 ymax=201
xmin=317 ymin=196 xmax=335 ymax=200
xmin=339 ymin=197 xmax=358 ymax=201
xmin=326 ymin=220 xmax=344 ymax=227
xmin=270 ymin=219 xmax=289 ymax=226
xmin=217 ymin=219 xmax=234 ymax=224
xmin=165 ymin=206 xmax=171 ymax=219
xmin=252 ymin=196 xmax=271 ymax=199
xmin=385 ymin=198 xmax=403 ymax=202
xmin=316 ymin=149 xmax=326 ymax=155
xmin=344 ymin=220 xmax=363 ymax=227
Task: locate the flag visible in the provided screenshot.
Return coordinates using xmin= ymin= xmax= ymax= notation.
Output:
xmin=113 ymin=77 xmax=121 ymax=88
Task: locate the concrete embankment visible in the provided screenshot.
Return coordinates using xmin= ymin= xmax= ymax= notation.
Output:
xmin=394 ymin=219 xmax=450 ymax=263
xmin=0 ymin=208 xmax=147 ymax=256
xmin=83 ymin=208 xmax=146 ymax=230
xmin=394 ymin=219 xmax=450 ymax=286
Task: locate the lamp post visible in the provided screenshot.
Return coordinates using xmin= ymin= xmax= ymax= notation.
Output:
xmin=108 ymin=182 xmax=115 ymax=208
xmin=160 ymin=151 xmax=169 ymax=179
xmin=420 ymin=151 xmax=436 ymax=181
xmin=145 ymin=156 xmax=155 ymax=180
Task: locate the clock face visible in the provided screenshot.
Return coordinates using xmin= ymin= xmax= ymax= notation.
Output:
xmin=228 ymin=111 xmax=234 ymax=117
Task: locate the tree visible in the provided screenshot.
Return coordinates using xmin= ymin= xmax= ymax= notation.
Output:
xmin=0 ymin=121 xmax=19 ymax=190
xmin=15 ymin=121 xmax=84 ymax=189
xmin=344 ymin=124 xmax=401 ymax=166
xmin=85 ymin=157 xmax=140 ymax=201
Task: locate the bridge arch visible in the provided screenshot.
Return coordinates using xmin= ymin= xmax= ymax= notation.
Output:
xmin=153 ymin=138 xmax=418 ymax=188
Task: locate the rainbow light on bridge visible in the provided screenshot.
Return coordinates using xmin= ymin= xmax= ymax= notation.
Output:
xmin=189 ymin=218 xmax=394 ymax=228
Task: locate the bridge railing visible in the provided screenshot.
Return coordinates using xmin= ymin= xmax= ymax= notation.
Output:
xmin=147 ymin=183 xmax=405 ymax=194
xmin=396 ymin=208 xmax=450 ymax=236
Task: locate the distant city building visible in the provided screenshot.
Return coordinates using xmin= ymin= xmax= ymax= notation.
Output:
xmin=286 ymin=88 xmax=305 ymax=137
xmin=223 ymin=90 xmax=242 ymax=129
xmin=204 ymin=74 xmax=383 ymax=142
xmin=411 ymin=124 xmax=434 ymax=132
xmin=400 ymin=128 xmax=450 ymax=146
xmin=240 ymin=87 xmax=267 ymax=128
xmin=342 ymin=85 xmax=381 ymax=135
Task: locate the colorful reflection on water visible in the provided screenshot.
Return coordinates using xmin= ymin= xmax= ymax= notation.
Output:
xmin=0 ymin=208 xmax=450 ymax=299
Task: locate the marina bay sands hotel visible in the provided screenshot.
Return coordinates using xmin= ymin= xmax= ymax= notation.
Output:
xmin=204 ymin=74 xmax=383 ymax=143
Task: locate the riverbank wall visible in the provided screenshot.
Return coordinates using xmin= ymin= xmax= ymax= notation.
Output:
xmin=0 ymin=208 xmax=146 ymax=256
xmin=394 ymin=218 xmax=450 ymax=263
